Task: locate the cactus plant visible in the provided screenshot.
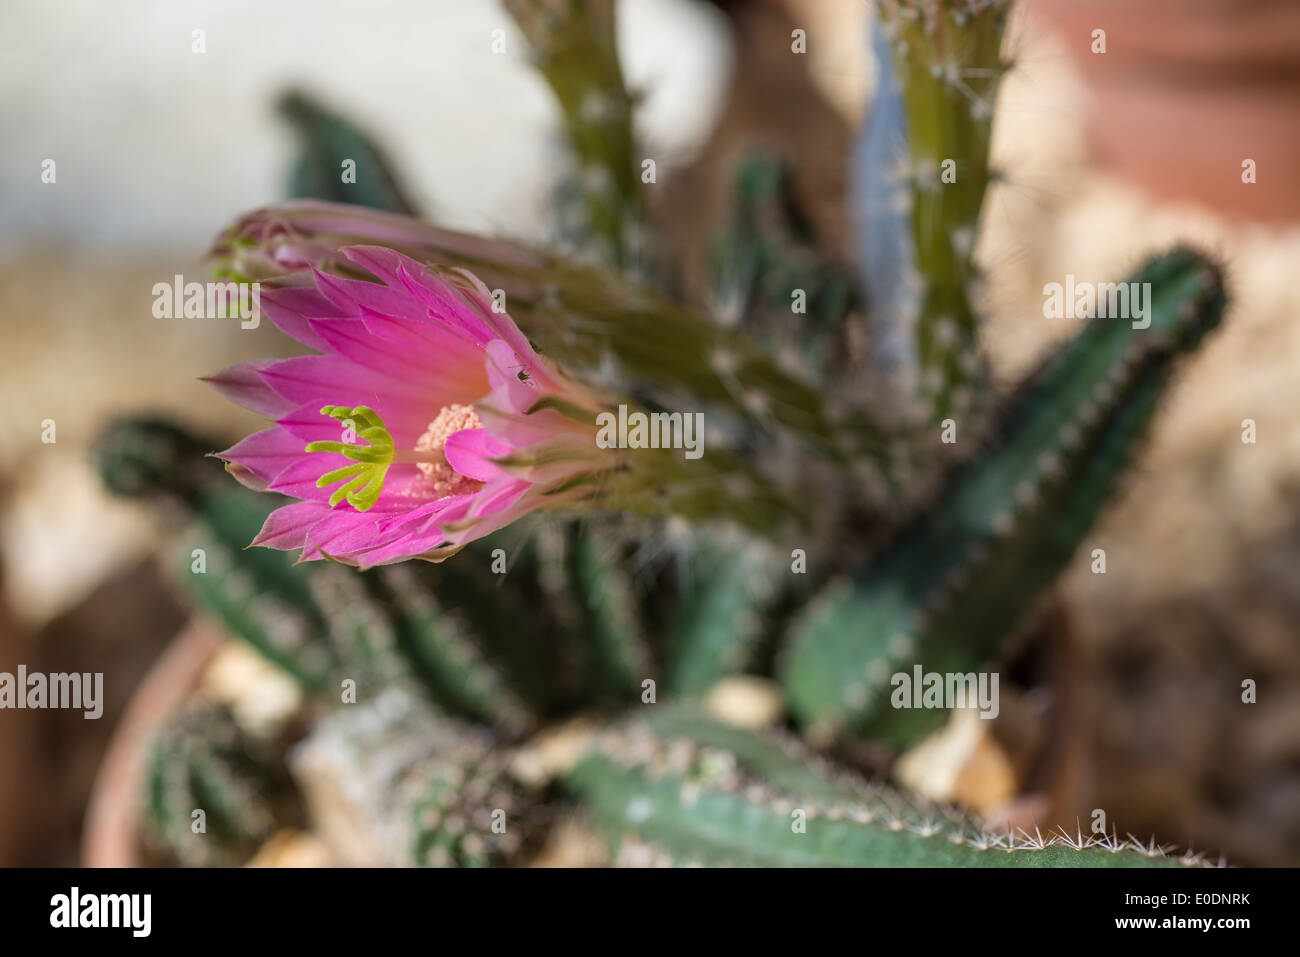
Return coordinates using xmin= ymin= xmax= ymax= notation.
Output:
xmin=105 ymin=243 xmax=1226 ymax=865
xmin=101 ymin=0 xmax=1234 ymax=867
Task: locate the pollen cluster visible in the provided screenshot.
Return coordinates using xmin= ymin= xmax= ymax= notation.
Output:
xmin=416 ymin=404 xmax=484 ymax=497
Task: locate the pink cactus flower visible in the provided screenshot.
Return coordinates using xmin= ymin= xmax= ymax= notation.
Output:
xmin=207 ymin=245 xmax=612 ymax=567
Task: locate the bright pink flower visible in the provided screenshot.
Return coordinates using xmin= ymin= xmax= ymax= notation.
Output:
xmin=207 ymin=245 xmax=612 ymax=567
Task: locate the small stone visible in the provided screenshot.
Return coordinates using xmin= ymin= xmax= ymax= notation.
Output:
xmin=702 ymin=676 xmax=785 ymax=729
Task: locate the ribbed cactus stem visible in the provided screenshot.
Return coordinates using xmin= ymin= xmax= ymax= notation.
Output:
xmin=378 ymin=565 xmax=537 ymax=735
xmin=781 ymin=249 xmax=1226 ymax=746
xmin=291 ymin=690 xmax=534 ymax=867
xmin=874 ymin=0 xmax=1012 ymax=420
xmin=665 ymin=536 xmax=780 ymax=697
xmin=143 ymin=703 xmax=295 ymax=867
xmin=568 ymin=529 xmax=655 ymax=703
xmin=503 ymin=0 xmax=645 ymax=273
xmin=180 ymin=511 xmax=338 ymax=693
xmin=566 ymin=711 xmax=1210 ymax=867
xmin=276 ymin=90 xmax=419 ymax=216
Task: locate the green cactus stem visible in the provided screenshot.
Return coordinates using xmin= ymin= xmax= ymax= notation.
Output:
xmin=291 ymin=690 xmax=535 ymax=867
xmin=567 ymin=527 xmax=655 ymax=704
xmin=277 ymin=89 xmax=420 ymax=215
xmin=565 ymin=710 xmax=1211 ymax=867
xmin=503 ymin=0 xmax=645 ymax=273
xmin=401 ymin=745 xmax=533 ymax=868
xmin=143 ymin=702 xmax=298 ymax=867
xmin=179 ymin=501 xmax=340 ymax=693
xmin=780 ymin=248 xmax=1226 ymax=747
xmin=665 ymin=535 xmax=781 ymax=697
xmin=376 ymin=564 xmax=537 ymax=735
xmin=711 ymin=151 xmax=860 ymax=384
xmin=871 ymin=0 xmax=1013 ymax=421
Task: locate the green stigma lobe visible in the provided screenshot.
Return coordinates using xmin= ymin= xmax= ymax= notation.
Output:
xmin=304 ymin=405 xmax=396 ymax=511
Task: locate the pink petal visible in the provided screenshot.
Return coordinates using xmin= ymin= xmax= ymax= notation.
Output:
xmin=440 ymin=482 xmax=540 ymax=545
xmin=301 ymin=509 xmax=392 ymax=561
xmin=312 ymin=267 xmax=418 ymax=320
xmin=202 ymin=361 xmax=297 ymax=417
xmin=304 ymin=490 xmax=466 ymax=564
xmin=394 ymin=264 xmax=490 ymax=346
xmin=216 ymin=426 xmax=304 ymax=485
xmin=484 ymin=339 xmax=546 ymax=415
xmin=266 ymin=451 xmax=355 ymax=505
xmin=445 ymin=265 xmax=536 ymax=359
xmin=443 ymin=428 xmax=511 ymax=482
xmin=355 ymin=308 xmax=486 ymax=393
xmin=251 ymin=501 xmax=331 ymax=550
xmin=224 ymin=462 xmax=271 ymax=493
xmin=259 ymin=285 xmax=349 ymax=351
xmin=331 ymin=522 xmax=452 ymax=568
xmin=351 ymin=534 xmax=451 ymax=568
xmin=274 ymin=401 xmax=364 ymax=445
xmin=468 ymin=477 xmax=529 ymax=519
xmin=258 ymin=355 xmax=439 ymax=442
xmin=337 ymin=246 xmax=412 ymax=292
xmin=309 ymin=316 xmax=448 ymax=387
xmin=393 ymin=260 xmax=536 ymax=361
xmin=481 ymin=433 xmax=600 ymax=485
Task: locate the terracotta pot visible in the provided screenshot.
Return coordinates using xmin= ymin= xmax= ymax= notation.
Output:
xmin=81 ymin=619 xmax=223 ymax=867
xmin=1030 ymin=0 xmax=1300 ymax=222
xmin=0 ymin=572 xmax=34 ymax=866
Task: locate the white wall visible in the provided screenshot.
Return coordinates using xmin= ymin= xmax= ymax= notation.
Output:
xmin=0 ymin=0 xmax=729 ymax=258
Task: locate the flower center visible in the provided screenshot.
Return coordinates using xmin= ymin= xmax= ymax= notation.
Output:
xmin=305 ymin=403 xmax=483 ymax=511
xmin=413 ymin=404 xmax=483 ymax=497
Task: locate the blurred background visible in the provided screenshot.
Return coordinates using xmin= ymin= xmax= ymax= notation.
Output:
xmin=1 ymin=0 xmax=1298 ymax=865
